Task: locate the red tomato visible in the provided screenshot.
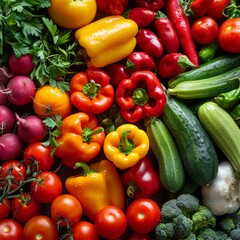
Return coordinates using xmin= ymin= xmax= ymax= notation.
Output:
xmin=72 ymin=221 xmax=99 ymax=240
xmin=0 ymin=160 xmax=27 ymax=191
xmin=95 ymin=206 xmax=127 ymax=239
xmin=50 ymin=194 xmax=82 ymax=226
xmin=23 ymin=215 xmax=58 ymax=240
xmin=31 ymin=171 xmax=62 ymax=204
xmin=126 ymin=198 xmax=161 ymax=234
xmin=206 ymin=0 xmax=231 ymax=20
xmin=128 ymin=232 xmax=152 ymax=240
xmin=0 ymin=219 xmax=23 ymax=240
xmin=11 ymin=193 xmax=41 ymax=224
xmin=218 ymin=18 xmax=240 ymax=53
xmin=191 ymin=16 xmax=219 ymax=45
xmin=0 ymin=199 xmax=11 ymax=220
xmin=23 ymin=142 xmax=54 ymax=171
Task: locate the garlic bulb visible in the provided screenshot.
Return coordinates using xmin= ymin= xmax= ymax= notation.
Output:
xmin=201 ymin=161 xmax=240 ymax=216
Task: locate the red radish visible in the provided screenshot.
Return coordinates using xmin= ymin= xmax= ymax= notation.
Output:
xmin=0 ymin=105 xmax=15 ymax=134
xmin=8 ymin=53 xmax=35 ymax=76
xmin=0 ymin=66 xmax=15 ymax=86
xmin=0 ymin=85 xmax=10 ymax=105
xmin=6 ymin=75 xmax=36 ymax=106
xmin=15 ymin=113 xmax=47 ymax=144
xmin=0 ymin=133 xmax=23 ymax=161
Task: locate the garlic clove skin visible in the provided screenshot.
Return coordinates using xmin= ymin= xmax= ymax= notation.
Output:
xmin=201 ymin=161 xmax=240 ymax=216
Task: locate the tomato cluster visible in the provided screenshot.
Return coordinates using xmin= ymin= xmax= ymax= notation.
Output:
xmin=1 ymin=0 xmax=240 ymax=239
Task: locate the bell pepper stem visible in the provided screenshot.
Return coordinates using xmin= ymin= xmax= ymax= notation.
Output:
xmin=74 ymin=162 xmax=95 ymax=176
xmin=83 ymin=80 xmax=101 ymax=98
xmin=82 ymin=127 xmax=104 ymax=143
xmin=119 ymin=130 xmax=134 ymax=154
xmin=127 ymin=182 xmax=140 ymax=198
xmin=133 ymin=88 xmax=149 ymax=106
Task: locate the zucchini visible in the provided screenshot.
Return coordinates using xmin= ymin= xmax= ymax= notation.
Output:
xmin=198 ymin=102 xmax=240 ymax=176
xmin=168 ymin=66 xmax=240 ymax=99
xmin=145 ymin=117 xmax=185 ymax=193
xmin=161 ymin=95 xmax=219 ymax=186
xmin=168 ymin=54 xmax=240 ymax=88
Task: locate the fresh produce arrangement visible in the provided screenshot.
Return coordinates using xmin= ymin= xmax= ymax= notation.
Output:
xmin=1 ymin=0 xmax=240 ymax=239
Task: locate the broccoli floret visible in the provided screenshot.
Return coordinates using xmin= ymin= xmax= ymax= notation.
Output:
xmin=219 ymin=217 xmax=236 ymax=234
xmin=196 ymin=227 xmax=218 ymax=240
xmin=155 ymin=222 xmax=174 ymax=240
xmin=180 ymin=232 xmax=197 ymax=240
xmin=161 ymin=199 xmax=183 ymax=222
xmin=176 ymin=194 xmax=200 ymax=217
xmin=173 ymin=213 xmax=193 ymax=239
xmin=216 ymin=230 xmax=232 ymax=240
xmin=230 ymin=228 xmax=240 ymax=240
xmin=192 ymin=205 xmax=216 ymax=233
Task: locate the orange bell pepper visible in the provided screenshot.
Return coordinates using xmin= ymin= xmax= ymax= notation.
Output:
xmin=65 ymin=159 xmax=125 ymax=221
xmin=54 ymin=112 xmax=105 ymax=168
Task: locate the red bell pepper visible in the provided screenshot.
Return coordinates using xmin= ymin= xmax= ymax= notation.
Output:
xmin=136 ymin=29 xmax=164 ymax=58
xmin=154 ymin=11 xmax=180 ymax=53
xmin=127 ymin=7 xmax=156 ymax=27
xmin=166 ymin=0 xmax=199 ymax=67
xmin=125 ymin=51 xmax=156 ymax=73
xmin=95 ymin=0 xmax=129 ymax=15
xmin=116 ymin=70 xmax=166 ymax=123
xmin=121 ymin=155 xmax=162 ymax=198
xmin=70 ymin=67 xmax=114 ymax=115
xmin=134 ymin=0 xmax=165 ymax=12
xmin=157 ymin=53 xmax=196 ymax=79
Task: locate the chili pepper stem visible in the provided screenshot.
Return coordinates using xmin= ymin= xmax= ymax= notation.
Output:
xmin=119 ymin=130 xmax=134 ymax=154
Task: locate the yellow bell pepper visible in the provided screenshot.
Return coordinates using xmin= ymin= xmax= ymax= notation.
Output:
xmin=75 ymin=15 xmax=138 ymax=68
xmin=65 ymin=159 xmax=125 ymax=221
xmin=103 ymin=124 xmax=150 ymax=170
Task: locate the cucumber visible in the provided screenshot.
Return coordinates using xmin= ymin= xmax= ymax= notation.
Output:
xmin=198 ymin=102 xmax=240 ymax=176
xmin=168 ymin=66 xmax=240 ymax=99
xmin=145 ymin=117 xmax=185 ymax=193
xmin=161 ymin=95 xmax=219 ymax=186
xmin=168 ymin=54 xmax=240 ymax=88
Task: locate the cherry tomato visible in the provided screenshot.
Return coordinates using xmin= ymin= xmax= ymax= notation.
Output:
xmin=0 ymin=199 xmax=11 ymax=220
xmin=72 ymin=221 xmax=99 ymax=240
xmin=206 ymin=0 xmax=231 ymax=20
xmin=31 ymin=171 xmax=62 ymax=204
xmin=11 ymin=193 xmax=41 ymax=224
xmin=95 ymin=206 xmax=127 ymax=239
xmin=50 ymin=194 xmax=82 ymax=226
xmin=129 ymin=232 xmax=152 ymax=240
xmin=23 ymin=215 xmax=58 ymax=240
xmin=191 ymin=16 xmax=219 ymax=45
xmin=0 ymin=160 xmax=27 ymax=191
xmin=126 ymin=198 xmax=161 ymax=234
xmin=0 ymin=219 xmax=23 ymax=240
xmin=218 ymin=18 xmax=240 ymax=53
xmin=23 ymin=142 xmax=54 ymax=171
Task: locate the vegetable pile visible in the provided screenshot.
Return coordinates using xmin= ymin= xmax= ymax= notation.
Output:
xmin=1 ymin=0 xmax=240 ymax=239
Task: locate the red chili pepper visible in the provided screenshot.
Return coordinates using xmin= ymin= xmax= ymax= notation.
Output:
xmin=127 ymin=7 xmax=156 ymax=27
xmin=165 ymin=0 xmax=199 ymax=67
xmin=70 ymin=67 xmax=114 ymax=114
xmin=134 ymin=0 xmax=165 ymax=12
xmin=154 ymin=11 xmax=180 ymax=53
xmin=103 ymin=63 xmax=130 ymax=87
xmin=189 ymin=0 xmax=215 ymax=17
xmin=157 ymin=53 xmax=196 ymax=79
xmin=125 ymin=51 xmax=156 ymax=73
xmin=116 ymin=70 xmax=166 ymax=123
xmin=136 ymin=29 xmax=164 ymax=58
xmin=121 ymin=155 xmax=162 ymax=198
xmin=95 ymin=0 xmax=129 ymax=15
